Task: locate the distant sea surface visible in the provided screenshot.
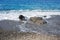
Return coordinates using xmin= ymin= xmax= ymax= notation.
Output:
xmin=0 ymin=0 xmax=60 ymax=10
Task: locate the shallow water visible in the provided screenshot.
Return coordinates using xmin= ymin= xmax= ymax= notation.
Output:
xmin=0 ymin=15 xmax=60 ymax=36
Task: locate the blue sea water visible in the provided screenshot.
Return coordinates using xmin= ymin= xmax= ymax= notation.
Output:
xmin=0 ymin=0 xmax=60 ymax=10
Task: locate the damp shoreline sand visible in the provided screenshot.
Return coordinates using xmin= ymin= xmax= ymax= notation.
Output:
xmin=0 ymin=15 xmax=60 ymax=40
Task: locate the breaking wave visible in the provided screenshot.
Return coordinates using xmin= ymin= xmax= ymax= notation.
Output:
xmin=0 ymin=10 xmax=60 ymax=21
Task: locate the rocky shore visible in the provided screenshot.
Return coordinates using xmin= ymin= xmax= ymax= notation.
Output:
xmin=0 ymin=15 xmax=60 ymax=40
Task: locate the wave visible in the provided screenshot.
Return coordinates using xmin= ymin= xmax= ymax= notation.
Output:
xmin=0 ymin=10 xmax=60 ymax=21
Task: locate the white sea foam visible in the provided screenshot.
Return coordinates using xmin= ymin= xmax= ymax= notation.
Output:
xmin=0 ymin=10 xmax=60 ymax=21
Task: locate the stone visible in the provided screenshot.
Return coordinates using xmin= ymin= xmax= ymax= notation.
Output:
xmin=19 ymin=15 xmax=26 ymax=21
xmin=30 ymin=17 xmax=47 ymax=25
xmin=43 ymin=16 xmax=47 ymax=17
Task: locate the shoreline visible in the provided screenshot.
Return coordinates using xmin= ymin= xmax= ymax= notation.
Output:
xmin=0 ymin=15 xmax=60 ymax=40
xmin=0 ymin=15 xmax=60 ymax=35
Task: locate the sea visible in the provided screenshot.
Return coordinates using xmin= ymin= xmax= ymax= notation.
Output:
xmin=0 ymin=0 xmax=60 ymax=20
xmin=0 ymin=0 xmax=60 ymax=34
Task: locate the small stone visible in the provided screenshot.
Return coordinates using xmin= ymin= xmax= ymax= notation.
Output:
xmin=43 ymin=21 xmax=47 ymax=24
xmin=43 ymin=16 xmax=47 ymax=17
xmin=19 ymin=15 xmax=26 ymax=21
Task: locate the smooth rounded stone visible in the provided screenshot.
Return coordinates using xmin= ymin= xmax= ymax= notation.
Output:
xmin=43 ymin=16 xmax=47 ymax=17
xmin=19 ymin=15 xmax=27 ymax=21
xmin=30 ymin=17 xmax=47 ymax=25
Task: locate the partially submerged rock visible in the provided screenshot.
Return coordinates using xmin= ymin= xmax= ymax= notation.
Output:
xmin=19 ymin=15 xmax=26 ymax=21
xmin=43 ymin=16 xmax=47 ymax=17
xmin=30 ymin=17 xmax=47 ymax=25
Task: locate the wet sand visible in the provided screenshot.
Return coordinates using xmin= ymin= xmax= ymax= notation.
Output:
xmin=0 ymin=15 xmax=60 ymax=40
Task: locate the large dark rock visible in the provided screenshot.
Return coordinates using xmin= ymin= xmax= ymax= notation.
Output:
xmin=30 ymin=17 xmax=47 ymax=25
xmin=43 ymin=16 xmax=47 ymax=17
xmin=19 ymin=15 xmax=25 ymax=21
